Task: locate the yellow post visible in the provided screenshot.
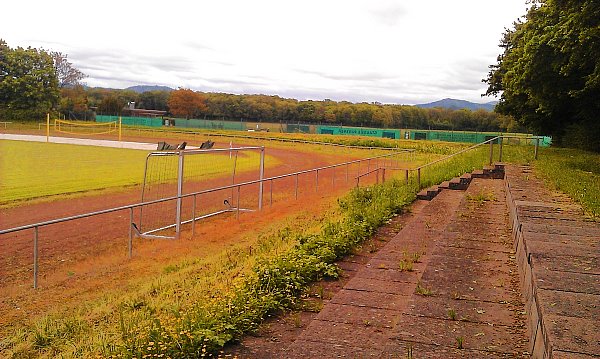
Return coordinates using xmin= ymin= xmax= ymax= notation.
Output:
xmin=119 ymin=116 xmax=122 ymax=141
xmin=46 ymin=113 xmax=50 ymax=142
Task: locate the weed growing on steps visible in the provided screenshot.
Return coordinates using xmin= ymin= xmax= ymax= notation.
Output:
xmin=398 ymin=259 xmax=414 ymax=272
xmin=447 ymin=308 xmax=457 ymax=321
xmin=466 ymin=189 xmax=496 ymax=207
xmin=456 ymin=336 xmax=465 ymax=349
xmin=415 ymin=281 xmax=433 ymax=296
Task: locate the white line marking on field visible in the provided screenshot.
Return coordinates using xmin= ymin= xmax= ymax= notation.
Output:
xmin=0 ymin=134 xmax=159 ymax=151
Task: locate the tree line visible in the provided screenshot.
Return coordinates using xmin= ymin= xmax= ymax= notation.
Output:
xmin=93 ymin=88 xmax=515 ymax=132
xmin=486 ymin=0 xmax=599 ymax=151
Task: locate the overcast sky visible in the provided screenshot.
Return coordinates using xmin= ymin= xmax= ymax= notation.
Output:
xmin=2 ymin=0 xmax=527 ymax=104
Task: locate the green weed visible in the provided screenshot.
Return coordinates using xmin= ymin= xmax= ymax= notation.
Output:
xmin=415 ymin=282 xmax=433 ymax=296
xmin=448 ymin=308 xmax=457 ymax=320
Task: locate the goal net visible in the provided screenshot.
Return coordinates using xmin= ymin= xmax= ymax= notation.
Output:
xmin=54 ymin=119 xmax=119 ymax=136
xmin=136 ymin=145 xmax=265 ymax=239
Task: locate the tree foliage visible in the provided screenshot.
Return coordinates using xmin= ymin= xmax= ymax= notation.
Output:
xmin=167 ymin=88 xmax=207 ymax=119
xmin=485 ymin=0 xmax=600 ymax=151
xmin=51 ymin=51 xmax=86 ymax=88
xmin=0 ymin=39 xmax=59 ymax=120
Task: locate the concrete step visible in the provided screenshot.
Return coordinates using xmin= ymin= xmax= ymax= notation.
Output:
xmin=417 ymin=186 xmax=441 ymax=200
xmin=471 ymin=169 xmax=486 ymax=178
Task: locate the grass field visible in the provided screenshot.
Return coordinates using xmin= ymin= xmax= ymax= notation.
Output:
xmin=0 ymin=140 xmax=274 ymax=207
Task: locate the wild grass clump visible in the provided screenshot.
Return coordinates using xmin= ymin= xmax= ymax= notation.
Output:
xmin=535 ymin=148 xmax=600 ymax=218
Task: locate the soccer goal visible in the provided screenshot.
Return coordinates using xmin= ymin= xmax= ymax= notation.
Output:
xmin=52 ymin=118 xmax=122 ymax=139
xmin=136 ymin=145 xmax=265 ymax=240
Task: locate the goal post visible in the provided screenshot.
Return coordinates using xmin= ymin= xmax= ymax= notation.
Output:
xmin=136 ymin=146 xmax=265 ymax=240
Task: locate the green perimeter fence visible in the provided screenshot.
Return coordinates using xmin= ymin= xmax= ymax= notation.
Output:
xmin=95 ymin=115 xmax=551 ymax=146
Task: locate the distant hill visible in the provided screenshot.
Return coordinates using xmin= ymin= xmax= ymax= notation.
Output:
xmin=125 ymin=85 xmax=174 ymax=93
xmin=416 ymin=98 xmax=497 ymax=111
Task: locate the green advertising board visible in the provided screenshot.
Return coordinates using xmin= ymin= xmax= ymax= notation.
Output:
xmin=317 ymin=126 xmax=400 ymax=139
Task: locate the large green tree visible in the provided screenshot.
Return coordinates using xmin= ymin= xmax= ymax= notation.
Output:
xmin=485 ymin=0 xmax=600 ymax=151
xmin=0 ymin=39 xmax=59 ymax=120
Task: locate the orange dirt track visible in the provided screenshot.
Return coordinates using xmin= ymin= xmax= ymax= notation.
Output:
xmin=0 ymin=135 xmax=383 ymax=331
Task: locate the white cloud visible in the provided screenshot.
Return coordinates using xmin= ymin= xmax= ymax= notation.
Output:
xmin=1 ymin=0 xmax=527 ymax=104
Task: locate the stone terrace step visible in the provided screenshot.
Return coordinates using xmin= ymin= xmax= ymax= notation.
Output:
xmin=285 ymin=177 xmax=529 ymax=358
xmin=386 ymin=178 xmax=528 ymax=357
xmin=506 ymin=164 xmax=600 ymax=358
xmin=285 ymin=186 xmax=468 ymax=358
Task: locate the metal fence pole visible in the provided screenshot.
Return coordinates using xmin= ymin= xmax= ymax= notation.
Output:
xmin=237 ymin=185 xmax=241 ymax=219
xmin=270 ymin=179 xmax=273 ymax=206
xmin=534 ymin=138 xmax=539 ymax=159
xmin=33 ymin=226 xmax=39 ymax=289
xmin=295 ymin=174 xmax=299 ymax=200
xmin=417 ymin=168 xmax=421 ymax=188
xmin=128 ymin=208 xmax=133 ymax=259
xmin=489 ymin=140 xmax=494 ymax=166
xmin=175 ymin=150 xmax=185 ymax=239
xmin=192 ymin=194 xmax=196 ymax=236
xmin=346 ymin=163 xmax=349 ymax=182
xmin=332 ymin=167 xmax=335 ymax=187
xmin=258 ymin=147 xmax=265 ymax=210
xmin=499 ymin=137 xmax=504 ymax=162
xmin=405 ymin=169 xmax=409 ymax=184
xmin=382 ymin=168 xmax=386 ymax=183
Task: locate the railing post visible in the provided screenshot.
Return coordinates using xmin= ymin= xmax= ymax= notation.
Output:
xmin=295 ymin=173 xmax=299 ymax=200
xmin=489 ymin=140 xmax=494 ymax=166
xmin=192 ymin=194 xmax=196 ymax=237
xmin=405 ymin=169 xmax=409 ymax=184
xmin=258 ymin=147 xmax=265 ymax=210
xmin=33 ymin=226 xmax=39 ymax=289
xmin=534 ymin=138 xmax=539 ymax=160
xmin=332 ymin=167 xmax=335 ymax=187
xmin=128 ymin=208 xmax=133 ymax=259
xmin=382 ymin=168 xmax=386 ymax=183
xmin=417 ymin=168 xmax=421 ymax=188
xmin=237 ymin=185 xmax=241 ymax=219
xmin=346 ymin=163 xmax=349 ymax=182
xmin=175 ymin=150 xmax=184 ymax=240
xmin=499 ymin=137 xmax=504 ymax=162
xmin=270 ymin=179 xmax=273 ymax=206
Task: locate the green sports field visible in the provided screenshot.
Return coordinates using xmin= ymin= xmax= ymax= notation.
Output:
xmin=0 ymin=140 xmax=271 ymax=206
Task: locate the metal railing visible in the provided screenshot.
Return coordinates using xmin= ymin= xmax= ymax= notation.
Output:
xmin=407 ymin=135 xmax=544 ymax=188
xmin=0 ymin=149 xmax=411 ymax=288
xmin=1 ymin=135 xmax=545 ymax=289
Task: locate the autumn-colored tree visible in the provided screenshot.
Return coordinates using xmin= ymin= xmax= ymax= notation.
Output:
xmin=168 ymin=88 xmax=207 ymax=119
